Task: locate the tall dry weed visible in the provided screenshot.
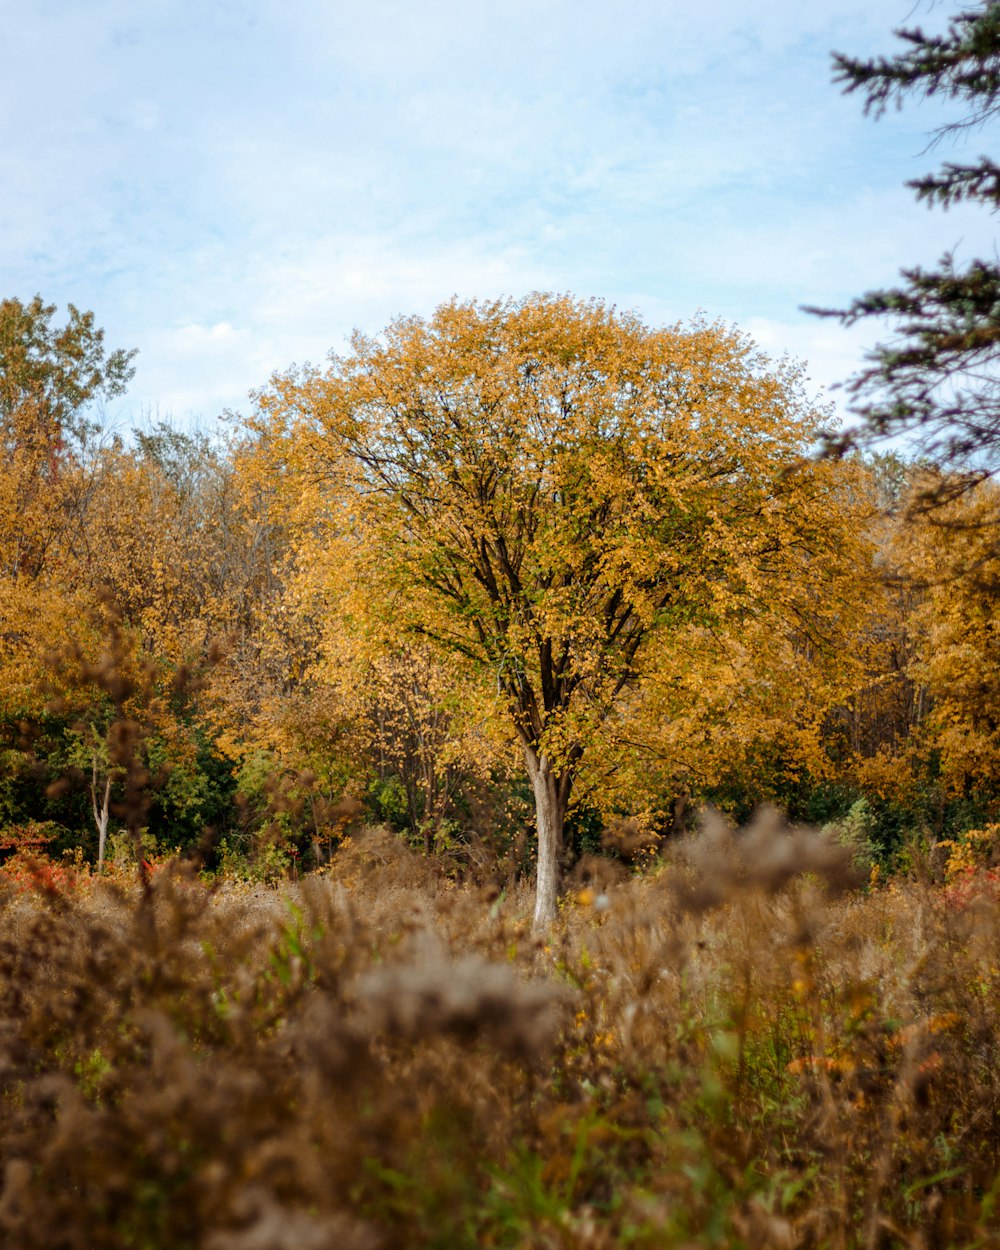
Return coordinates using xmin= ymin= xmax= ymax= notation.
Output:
xmin=0 ymin=812 xmax=998 ymax=1246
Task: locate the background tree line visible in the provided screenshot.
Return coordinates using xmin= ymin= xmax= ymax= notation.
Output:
xmin=0 ymin=292 xmax=997 ymax=920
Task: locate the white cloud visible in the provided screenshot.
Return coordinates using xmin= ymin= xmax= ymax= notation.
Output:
xmin=0 ymin=0 xmax=989 ymax=427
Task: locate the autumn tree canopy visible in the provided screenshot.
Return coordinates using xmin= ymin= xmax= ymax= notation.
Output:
xmin=249 ymin=295 xmax=871 ymax=926
xmin=2 ymin=291 xmax=983 ymax=882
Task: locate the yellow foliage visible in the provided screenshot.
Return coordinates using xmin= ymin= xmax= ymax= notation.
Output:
xmin=242 ymin=294 xmax=879 ymax=921
xmin=893 ymin=477 xmax=1000 ymax=793
xmin=938 ymin=824 xmax=1000 ymax=881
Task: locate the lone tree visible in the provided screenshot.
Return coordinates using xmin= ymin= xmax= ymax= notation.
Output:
xmin=257 ymin=295 xmax=861 ymax=928
xmin=809 ymin=3 xmax=1000 ymax=478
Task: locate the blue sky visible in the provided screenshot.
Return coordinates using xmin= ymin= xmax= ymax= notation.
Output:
xmin=2 ymin=1 xmax=994 ymax=431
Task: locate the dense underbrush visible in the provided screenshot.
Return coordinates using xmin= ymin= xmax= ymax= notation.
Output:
xmin=0 ymin=815 xmax=998 ymax=1248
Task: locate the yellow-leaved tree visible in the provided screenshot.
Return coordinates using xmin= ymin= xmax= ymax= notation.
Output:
xmin=0 ymin=296 xmax=136 ymax=711
xmin=251 ymin=295 xmax=873 ymax=927
xmin=894 ymin=477 xmax=1000 ymax=796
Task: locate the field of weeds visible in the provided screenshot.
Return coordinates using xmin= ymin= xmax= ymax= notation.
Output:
xmin=1 ymin=815 xmax=999 ymax=1249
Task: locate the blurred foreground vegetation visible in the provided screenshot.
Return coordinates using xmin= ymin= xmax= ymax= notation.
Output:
xmin=1 ymin=818 xmax=999 ymax=1248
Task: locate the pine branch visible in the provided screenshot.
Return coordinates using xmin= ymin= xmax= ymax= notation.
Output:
xmin=834 ymin=6 xmax=1000 ymax=121
xmin=909 ymin=156 xmax=1000 ymax=206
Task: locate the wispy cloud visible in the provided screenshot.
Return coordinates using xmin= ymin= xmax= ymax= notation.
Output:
xmin=1 ymin=1 xmax=980 ymax=426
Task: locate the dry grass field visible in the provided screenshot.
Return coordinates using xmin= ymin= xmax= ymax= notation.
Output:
xmin=0 ymin=816 xmax=998 ymax=1249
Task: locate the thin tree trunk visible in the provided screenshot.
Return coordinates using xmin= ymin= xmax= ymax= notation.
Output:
xmin=91 ymin=757 xmax=112 ymax=868
xmin=525 ymin=748 xmax=567 ymax=931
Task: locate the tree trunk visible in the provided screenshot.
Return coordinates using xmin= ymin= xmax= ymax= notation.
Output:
xmin=525 ymin=748 xmax=567 ymax=931
xmin=91 ymin=758 xmax=112 ymax=868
